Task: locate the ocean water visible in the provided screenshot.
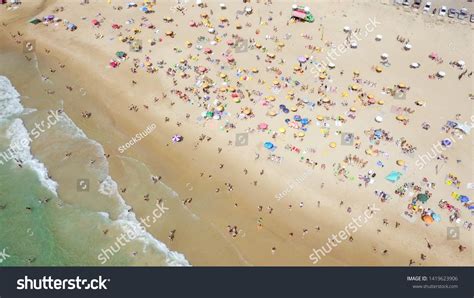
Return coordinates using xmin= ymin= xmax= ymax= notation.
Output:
xmin=0 ymin=76 xmax=189 ymax=266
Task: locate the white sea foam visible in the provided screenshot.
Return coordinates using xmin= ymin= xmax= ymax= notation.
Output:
xmin=5 ymin=119 xmax=59 ymax=195
xmin=0 ymin=76 xmax=189 ymax=266
xmin=0 ymin=76 xmax=58 ymax=195
xmin=99 ymin=175 xmax=190 ymax=266
xmin=0 ymin=76 xmax=23 ymax=120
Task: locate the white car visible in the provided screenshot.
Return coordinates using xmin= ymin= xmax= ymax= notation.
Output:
xmin=439 ymin=6 xmax=447 ymax=16
xmin=402 ymin=0 xmax=410 ymax=6
xmin=423 ymin=2 xmax=432 ymax=12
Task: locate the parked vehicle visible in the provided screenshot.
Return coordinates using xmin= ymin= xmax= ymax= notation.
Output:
xmin=448 ymin=8 xmax=458 ymax=18
xmin=423 ymin=2 xmax=431 ymax=12
xmin=402 ymin=0 xmax=411 ymax=6
xmin=458 ymin=8 xmax=468 ymax=20
xmin=439 ymin=6 xmax=447 ymax=16
xmin=470 ymin=14 xmax=474 ymax=23
xmin=412 ymin=0 xmax=422 ymax=9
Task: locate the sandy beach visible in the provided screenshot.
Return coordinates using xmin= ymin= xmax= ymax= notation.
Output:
xmin=0 ymin=0 xmax=473 ymax=266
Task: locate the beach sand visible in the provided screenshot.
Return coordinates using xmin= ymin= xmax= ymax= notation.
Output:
xmin=1 ymin=0 xmax=472 ymax=266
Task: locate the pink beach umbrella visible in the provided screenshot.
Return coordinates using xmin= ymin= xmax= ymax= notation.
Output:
xmin=204 ymin=48 xmax=213 ymax=54
xmin=227 ymin=40 xmax=234 ymax=45
xmin=258 ymin=123 xmax=269 ymax=130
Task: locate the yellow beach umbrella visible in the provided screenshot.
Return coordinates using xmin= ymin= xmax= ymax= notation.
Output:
xmin=415 ymin=100 xmax=426 ymax=106
xmin=220 ymin=73 xmax=227 ymax=78
xmin=398 ymin=83 xmax=406 ymax=89
xmin=273 ymin=80 xmax=280 ymax=85
xmin=255 ymin=43 xmax=262 ymax=49
xmin=233 ymin=98 xmax=241 ymax=103
xmin=377 ymin=100 xmax=384 ymax=105
xmin=319 ymin=74 xmax=327 ymax=80
xmin=297 ymin=132 xmax=305 ymax=137
xmin=266 ymin=96 xmax=276 ymax=101
xmin=396 ymin=115 xmax=406 ymax=121
xmin=243 ymin=108 xmax=252 ymax=115
xmin=350 ymin=107 xmax=356 ymax=112
xmin=251 ymin=68 xmax=259 ymax=73
xmin=329 ymin=142 xmax=337 ymax=148
xmin=367 ymin=94 xmax=375 ymax=99
xmin=287 ymin=90 xmax=294 ymax=96
xmin=396 ymin=160 xmax=405 ymax=166
xmin=351 ymin=84 xmax=361 ymax=91
xmin=322 ymin=98 xmax=330 ymax=103
xmin=316 ymin=115 xmax=324 ymax=121
xmin=217 ymin=105 xmax=224 ymax=112
xmin=290 ymin=106 xmax=298 ymax=112
xmin=375 ymin=66 xmax=382 ymax=73
xmin=268 ymin=110 xmax=277 ymax=116
xmin=279 ymin=127 xmax=286 ymax=133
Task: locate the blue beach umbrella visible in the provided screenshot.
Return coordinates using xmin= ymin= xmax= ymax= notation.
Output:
xmin=301 ymin=118 xmax=309 ymax=125
xmin=294 ymin=115 xmax=302 ymax=121
xmin=441 ymin=139 xmax=452 ymax=147
xmin=264 ymin=142 xmax=274 ymax=149
xmin=432 ymin=213 xmax=441 ymax=222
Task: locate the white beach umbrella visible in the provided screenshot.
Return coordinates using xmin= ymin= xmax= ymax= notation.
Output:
xmin=410 ymin=62 xmax=420 ymax=68
xmin=343 ymin=26 xmax=351 ymax=32
xmin=375 ymin=116 xmax=383 ymax=123
xmin=437 ymin=71 xmax=446 ymax=77
xmin=292 ymin=4 xmax=297 ymax=10
xmin=350 ymin=42 xmax=358 ymax=48
xmin=208 ymin=28 xmax=215 ymax=33
xmin=381 ymin=53 xmax=389 ymax=60
xmin=328 ymin=62 xmax=336 ymax=69
xmin=375 ymin=34 xmax=383 ymax=41
xmin=404 ymin=44 xmax=412 ymax=50
xmin=458 ymin=60 xmax=465 ymax=66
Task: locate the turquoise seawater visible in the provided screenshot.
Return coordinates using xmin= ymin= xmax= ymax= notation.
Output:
xmin=0 ymin=76 xmax=189 ymax=266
